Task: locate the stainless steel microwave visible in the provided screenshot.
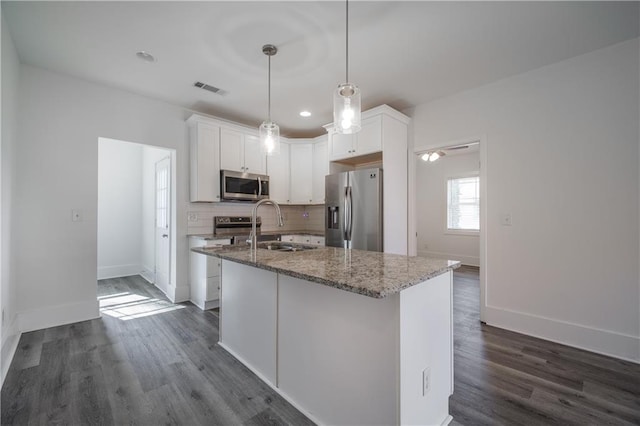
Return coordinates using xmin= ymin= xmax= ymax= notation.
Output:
xmin=220 ymin=170 xmax=269 ymax=201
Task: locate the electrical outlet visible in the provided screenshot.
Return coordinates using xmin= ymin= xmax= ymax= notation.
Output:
xmin=422 ymin=367 xmax=431 ymax=396
xmin=501 ymin=213 xmax=512 ymax=226
xmin=187 ymin=212 xmax=198 ymax=222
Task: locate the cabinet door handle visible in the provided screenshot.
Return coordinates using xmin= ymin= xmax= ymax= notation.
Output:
xmin=162 ymin=234 xmax=168 ymax=238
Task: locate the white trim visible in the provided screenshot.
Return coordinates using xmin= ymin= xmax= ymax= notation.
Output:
xmin=444 ymin=230 xmax=480 ymax=237
xmin=139 ymin=266 xmax=155 ymax=284
xmin=441 ymin=415 xmax=454 ymax=426
xmin=17 ymin=300 xmax=100 ymax=334
xmin=173 ymin=284 xmax=190 ymax=303
xmin=417 ymin=250 xmax=480 ymax=267
xmin=1 ymin=316 xmax=21 ymax=387
xmin=413 ymin=134 xmax=487 ymax=321
xmin=484 ymin=305 xmax=640 ymax=363
xmin=97 ymin=264 xmax=142 ymax=280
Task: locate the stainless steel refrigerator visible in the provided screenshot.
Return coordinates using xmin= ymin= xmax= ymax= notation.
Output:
xmin=325 ymin=167 xmax=383 ymax=251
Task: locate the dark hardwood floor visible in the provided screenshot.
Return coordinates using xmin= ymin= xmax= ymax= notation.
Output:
xmin=1 ymin=276 xmax=314 ymax=426
xmin=450 ymin=265 xmax=640 ymax=426
xmin=2 ymin=268 xmax=639 ymax=425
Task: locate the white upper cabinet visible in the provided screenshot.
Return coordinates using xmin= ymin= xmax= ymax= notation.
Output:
xmin=187 ymin=114 xmax=332 ymax=206
xmin=327 ymin=115 xmax=383 ymax=161
xmin=312 ymin=136 xmax=328 ymax=204
xmin=243 ymin=135 xmax=265 ymax=174
xmin=220 ymin=128 xmax=266 ymax=174
xmin=267 ymin=141 xmax=290 ymax=204
xmin=329 ymin=132 xmax=354 ymax=160
xmin=188 ymin=117 xmax=221 ymax=202
xmin=355 ymin=115 xmax=383 ymax=156
xmin=289 ymin=143 xmax=314 ymax=204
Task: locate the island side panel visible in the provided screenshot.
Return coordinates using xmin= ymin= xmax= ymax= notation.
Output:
xmin=399 ymin=270 xmax=453 ymax=425
xmin=277 ymin=274 xmax=399 ymax=426
xmin=219 ymin=260 xmax=278 ymax=385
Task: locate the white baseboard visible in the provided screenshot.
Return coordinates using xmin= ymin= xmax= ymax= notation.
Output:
xmin=1 ymin=316 xmax=21 ymax=387
xmin=484 ymin=305 xmax=640 ymax=363
xmin=97 ymin=264 xmax=142 ymax=280
xmin=172 ymin=284 xmax=190 ymax=303
xmin=418 ymin=250 xmax=479 ymax=267
xmin=140 ymin=267 xmax=155 ymax=284
xmin=18 ymin=299 xmax=100 ymax=334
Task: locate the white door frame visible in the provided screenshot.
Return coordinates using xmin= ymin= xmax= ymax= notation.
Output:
xmin=410 ymin=135 xmax=488 ymax=322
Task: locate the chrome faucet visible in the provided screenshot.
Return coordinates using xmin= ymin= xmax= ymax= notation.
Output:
xmin=249 ymin=199 xmax=285 ymax=257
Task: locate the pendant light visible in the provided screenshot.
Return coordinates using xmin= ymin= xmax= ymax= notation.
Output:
xmin=259 ymin=44 xmax=280 ymax=156
xmin=333 ymin=0 xmax=361 ymax=134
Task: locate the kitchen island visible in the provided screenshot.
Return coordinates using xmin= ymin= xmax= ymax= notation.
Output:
xmin=192 ymin=244 xmax=460 ymax=426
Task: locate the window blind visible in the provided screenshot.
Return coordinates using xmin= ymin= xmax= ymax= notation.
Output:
xmin=447 ymin=176 xmax=479 ymax=231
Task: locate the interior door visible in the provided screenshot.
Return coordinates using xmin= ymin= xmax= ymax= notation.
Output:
xmin=155 ymin=157 xmax=171 ymax=293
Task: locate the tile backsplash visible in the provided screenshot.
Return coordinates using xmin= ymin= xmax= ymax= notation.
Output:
xmin=187 ymin=203 xmax=325 ymax=235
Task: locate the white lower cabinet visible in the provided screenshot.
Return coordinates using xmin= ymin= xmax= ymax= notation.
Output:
xmin=220 ymin=260 xmax=277 ymax=385
xmin=188 ymin=237 xmax=230 ymax=310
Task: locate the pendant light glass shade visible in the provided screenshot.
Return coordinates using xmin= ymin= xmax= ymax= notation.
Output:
xmin=259 ymin=120 xmax=280 ymax=155
xmin=334 ymin=0 xmax=361 ymax=135
xmin=259 ymin=44 xmax=280 ymax=156
xmin=333 ymin=82 xmax=361 ymax=134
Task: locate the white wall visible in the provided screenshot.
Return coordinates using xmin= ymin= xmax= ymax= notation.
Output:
xmin=416 ymin=151 xmax=480 ymax=266
xmin=14 ymin=64 xmax=190 ymax=333
xmin=97 ymin=139 xmax=142 ymax=279
xmin=141 ymin=145 xmax=171 ymax=282
xmin=411 ymin=38 xmax=640 ymax=362
xmin=1 ymin=10 xmax=21 ymax=383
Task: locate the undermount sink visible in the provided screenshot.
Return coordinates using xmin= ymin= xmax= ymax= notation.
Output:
xmin=256 ymin=241 xmax=318 ymax=252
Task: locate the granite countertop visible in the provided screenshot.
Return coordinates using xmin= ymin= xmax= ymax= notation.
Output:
xmin=188 ymin=230 xmax=324 ymax=240
xmin=191 ymin=245 xmax=460 ymax=298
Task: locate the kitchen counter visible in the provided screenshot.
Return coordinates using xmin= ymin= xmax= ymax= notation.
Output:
xmin=209 ymin=244 xmax=457 ymax=425
xmin=191 ymin=245 xmax=460 ymax=298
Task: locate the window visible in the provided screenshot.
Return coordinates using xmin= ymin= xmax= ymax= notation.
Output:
xmin=447 ymin=175 xmax=479 ymax=231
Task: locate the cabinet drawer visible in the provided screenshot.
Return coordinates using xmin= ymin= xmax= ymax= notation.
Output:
xmin=312 ymin=237 xmax=325 ymax=246
xmin=207 ymin=257 xmax=221 ymax=277
xmin=206 ymin=276 xmax=220 ymax=301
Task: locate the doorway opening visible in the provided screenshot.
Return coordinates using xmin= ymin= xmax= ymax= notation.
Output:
xmin=412 ymin=136 xmax=487 ymax=321
xmin=97 ymin=137 xmax=176 ymax=309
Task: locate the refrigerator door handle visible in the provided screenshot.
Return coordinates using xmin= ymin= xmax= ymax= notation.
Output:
xmin=344 ymin=186 xmax=352 ymax=242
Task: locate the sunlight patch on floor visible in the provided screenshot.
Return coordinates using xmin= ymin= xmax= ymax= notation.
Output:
xmin=98 ymin=292 xmax=185 ymax=320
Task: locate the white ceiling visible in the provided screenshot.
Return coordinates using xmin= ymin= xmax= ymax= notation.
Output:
xmin=3 ymin=1 xmax=638 ymax=137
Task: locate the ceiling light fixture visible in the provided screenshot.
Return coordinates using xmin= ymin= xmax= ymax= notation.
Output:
xmin=259 ymin=44 xmax=280 ymax=156
xmin=299 ymin=111 xmax=311 ymax=117
xmin=420 ymin=151 xmax=446 ymax=162
xmin=135 ymin=51 xmax=156 ymax=63
xmin=333 ymin=0 xmax=361 ymax=134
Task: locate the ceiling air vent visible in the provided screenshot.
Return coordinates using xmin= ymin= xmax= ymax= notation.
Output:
xmin=194 ymin=81 xmax=223 ymax=94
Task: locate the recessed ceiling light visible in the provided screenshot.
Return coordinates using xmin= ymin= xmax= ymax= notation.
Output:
xmin=136 ymin=51 xmax=156 ymax=63
xmin=299 ymin=111 xmax=311 ymax=117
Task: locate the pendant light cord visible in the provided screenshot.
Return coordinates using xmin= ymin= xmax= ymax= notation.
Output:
xmin=268 ymin=54 xmax=271 ymax=122
xmin=345 ymin=0 xmax=349 ymax=83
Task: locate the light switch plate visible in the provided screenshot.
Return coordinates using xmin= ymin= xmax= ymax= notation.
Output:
xmin=72 ymin=209 xmax=83 ymax=222
xmin=501 ymin=213 xmax=512 ymax=226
